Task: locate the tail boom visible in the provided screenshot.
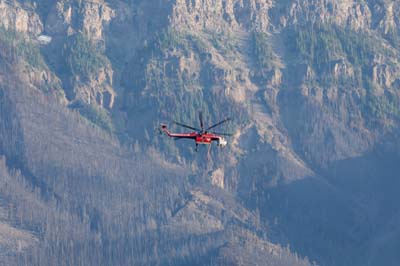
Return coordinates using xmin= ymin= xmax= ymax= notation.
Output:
xmin=160 ymin=124 xmax=196 ymax=139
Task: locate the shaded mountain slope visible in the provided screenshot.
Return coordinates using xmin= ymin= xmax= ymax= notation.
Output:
xmin=0 ymin=12 xmax=310 ymax=265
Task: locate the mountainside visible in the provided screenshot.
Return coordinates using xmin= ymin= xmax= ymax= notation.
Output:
xmin=1 ymin=0 xmax=400 ymax=265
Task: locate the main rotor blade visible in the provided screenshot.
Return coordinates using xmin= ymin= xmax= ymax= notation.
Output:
xmin=199 ymin=111 xmax=204 ymax=132
xmin=206 ymin=117 xmax=231 ymax=131
xmin=173 ymin=121 xmax=201 ymax=131
xmin=210 ymin=132 xmax=234 ymax=136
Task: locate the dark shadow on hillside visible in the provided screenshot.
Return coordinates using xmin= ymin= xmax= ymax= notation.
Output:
xmin=256 ymin=136 xmax=400 ymax=266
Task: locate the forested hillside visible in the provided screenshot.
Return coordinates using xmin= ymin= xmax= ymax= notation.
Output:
xmin=1 ymin=0 xmax=400 ymax=265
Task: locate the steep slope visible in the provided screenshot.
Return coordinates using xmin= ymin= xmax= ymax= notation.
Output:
xmin=113 ymin=1 xmax=400 ymax=265
xmin=1 ymin=0 xmax=400 ymax=265
xmin=0 ymin=76 xmax=310 ymax=266
xmin=0 ymin=1 xmax=313 ymax=265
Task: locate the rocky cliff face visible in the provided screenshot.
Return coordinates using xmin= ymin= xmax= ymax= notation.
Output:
xmin=42 ymin=0 xmax=116 ymax=108
xmin=0 ymin=0 xmax=43 ymax=36
xmin=1 ymin=0 xmax=400 ymax=265
xmin=171 ymin=0 xmax=272 ymax=31
xmin=45 ymin=0 xmax=114 ymax=41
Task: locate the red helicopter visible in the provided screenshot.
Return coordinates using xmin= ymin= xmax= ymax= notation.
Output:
xmin=160 ymin=112 xmax=232 ymax=152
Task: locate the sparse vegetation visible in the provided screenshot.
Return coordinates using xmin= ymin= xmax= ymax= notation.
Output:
xmin=385 ymin=27 xmax=400 ymax=49
xmin=252 ymin=31 xmax=278 ymax=71
xmin=62 ymin=33 xmax=108 ymax=78
xmin=286 ymin=23 xmax=395 ymax=69
xmin=188 ymin=33 xmax=208 ymax=53
xmin=285 ymin=23 xmax=400 ymax=122
xmin=70 ymin=100 xmax=114 ymax=132
xmin=363 ymin=80 xmax=400 ymax=121
xmin=0 ymin=26 xmax=45 ymax=68
xmin=153 ymin=28 xmax=189 ymax=52
xmin=208 ymin=30 xmax=236 ymax=55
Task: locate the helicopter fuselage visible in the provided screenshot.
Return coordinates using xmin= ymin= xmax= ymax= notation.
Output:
xmin=160 ymin=125 xmax=227 ymax=148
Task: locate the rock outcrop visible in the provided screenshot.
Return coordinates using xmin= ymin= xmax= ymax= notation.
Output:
xmin=171 ymin=0 xmax=272 ymax=32
xmin=71 ymin=66 xmax=115 ymax=109
xmin=46 ymin=0 xmax=114 ymax=43
xmin=0 ymin=0 xmax=43 ymax=35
